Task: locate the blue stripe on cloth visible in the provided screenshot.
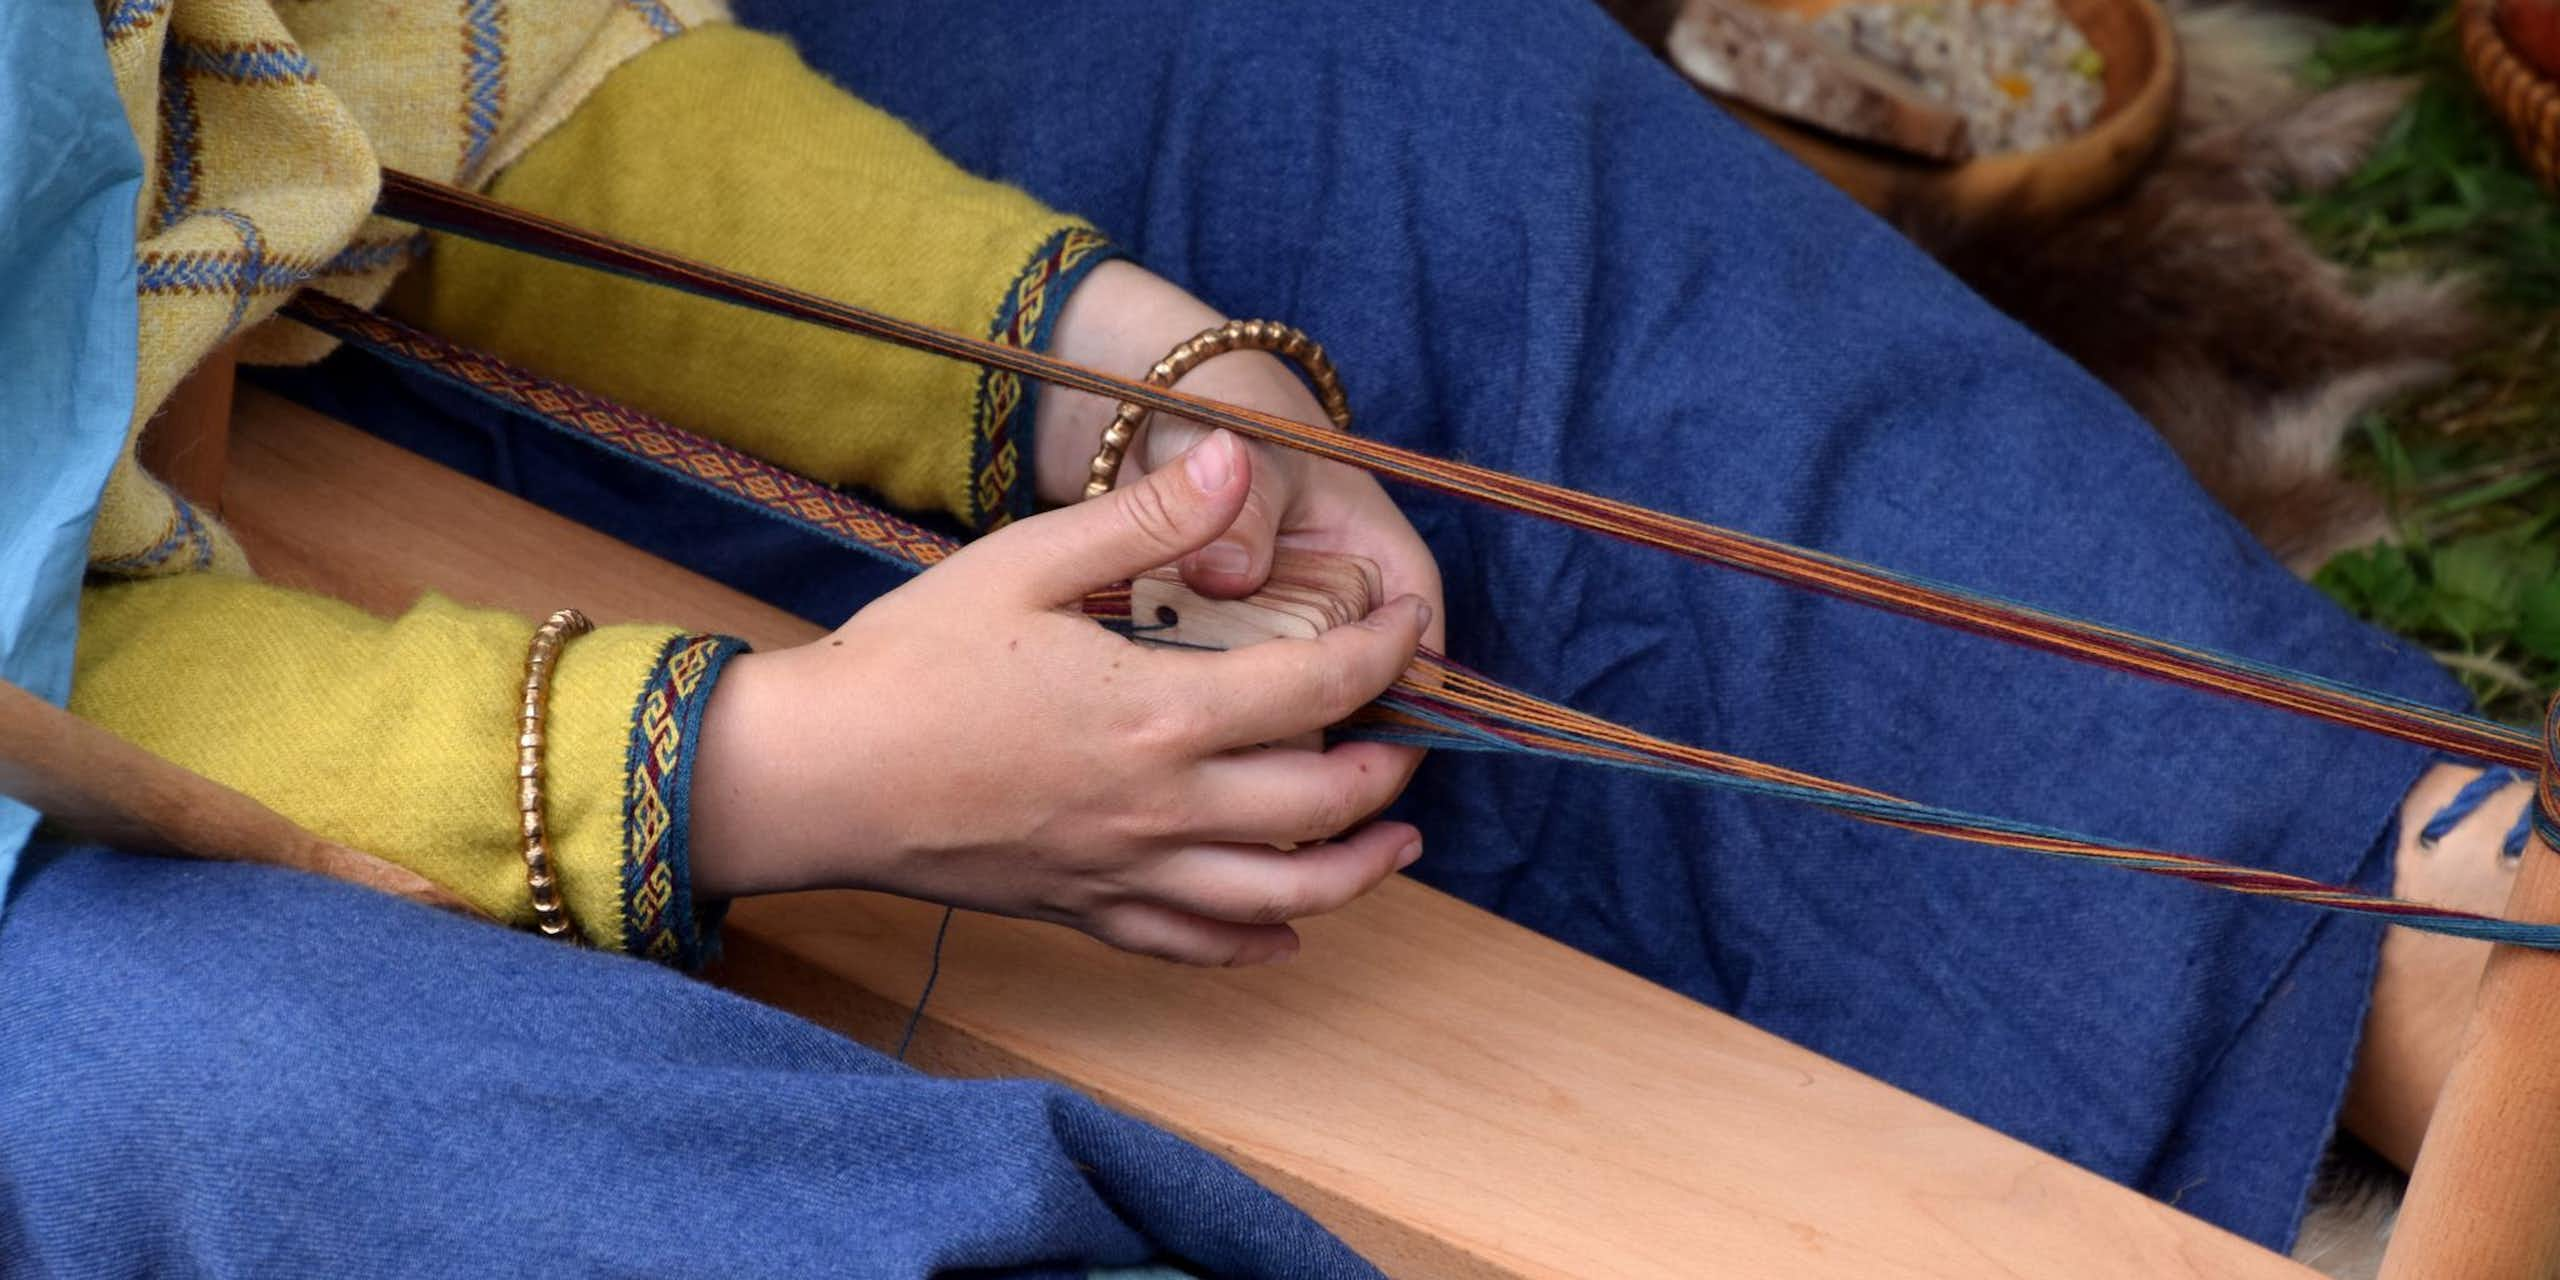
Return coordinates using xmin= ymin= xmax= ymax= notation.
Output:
xmin=620 ymin=0 xmax=685 ymax=37
xmin=137 ymin=208 xmax=319 ymax=336
xmin=318 ymin=234 xmax=429 ymax=277
xmin=99 ymin=0 xmax=172 ymax=42
xmin=90 ymin=487 xmax=211 ymax=575
xmin=170 ymin=40 xmax=317 ymax=85
xmin=152 ymin=62 xmax=200 ymax=232
xmin=462 ymin=0 xmax=505 ymax=174
xmin=206 ymin=208 xmax=269 ymax=335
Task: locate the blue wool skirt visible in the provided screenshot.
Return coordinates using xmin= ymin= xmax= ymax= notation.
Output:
xmin=0 ymin=845 xmax=1370 ymax=1277
xmin=247 ymin=0 xmax=2465 ymax=1256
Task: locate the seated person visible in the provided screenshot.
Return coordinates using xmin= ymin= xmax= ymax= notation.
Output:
xmin=2 ymin=0 xmax=2524 ymax=1269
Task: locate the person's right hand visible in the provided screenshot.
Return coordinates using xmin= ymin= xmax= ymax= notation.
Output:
xmin=686 ymin=429 xmax=1432 ymax=965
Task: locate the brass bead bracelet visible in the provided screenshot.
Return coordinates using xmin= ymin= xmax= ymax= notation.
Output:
xmin=1082 ymin=319 xmax=1353 ymax=501
xmin=519 ymin=607 xmax=594 ymax=941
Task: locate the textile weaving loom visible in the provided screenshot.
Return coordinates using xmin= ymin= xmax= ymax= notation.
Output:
xmin=136 ymin=170 xmax=2560 ymax=1276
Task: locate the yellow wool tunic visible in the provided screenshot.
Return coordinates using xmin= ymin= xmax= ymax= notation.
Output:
xmin=71 ymin=6 xmax=1110 ymax=961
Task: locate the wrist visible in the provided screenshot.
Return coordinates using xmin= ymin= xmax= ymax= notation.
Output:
xmin=685 ymin=648 xmax=809 ymax=899
xmin=1038 ymin=267 xmax=1333 ymax=507
xmin=1033 ymin=261 xmax=1230 ymax=505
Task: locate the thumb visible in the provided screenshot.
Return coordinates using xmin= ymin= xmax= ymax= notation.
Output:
xmin=1175 ymin=450 xmax=1284 ymax=599
xmin=970 ymin=429 xmax=1254 ymax=606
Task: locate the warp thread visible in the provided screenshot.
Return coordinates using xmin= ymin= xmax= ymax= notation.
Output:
xmin=284 ymin=291 xmax=2560 ymax=951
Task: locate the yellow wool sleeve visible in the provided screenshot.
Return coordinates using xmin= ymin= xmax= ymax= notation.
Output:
xmin=387 ymin=23 xmax=1116 ymax=531
xmin=69 ymin=575 xmax=743 ymax=965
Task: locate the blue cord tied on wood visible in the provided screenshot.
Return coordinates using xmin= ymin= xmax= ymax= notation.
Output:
xmin=2422 ymin=767 xmax=2536 ymax=862
xmin=2413 ymin=696 xmax=2560 ymax=862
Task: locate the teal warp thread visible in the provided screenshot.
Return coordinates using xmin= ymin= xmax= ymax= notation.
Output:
xmin=295 ymin=300 xmax=2560 ymax=952
xmin=1360 ymin=702 xmax=2560 ymax=947
xmin=361 ymin=174 xmax=2543 ymax=772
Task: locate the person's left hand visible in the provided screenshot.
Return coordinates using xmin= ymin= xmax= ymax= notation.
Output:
xmin=1033 ymin=262 xmax=1446 ymax=788
xmin=1126 ymin=349 xmax=1445 ymax=650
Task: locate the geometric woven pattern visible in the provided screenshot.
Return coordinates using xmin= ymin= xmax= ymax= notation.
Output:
xmin=285 ymin=292 xmax=964 ymax=571
xmin=619 ymin=632 xmax=742 ymax=967
xmin=968 ymin=226 xmax=1114 ymax=530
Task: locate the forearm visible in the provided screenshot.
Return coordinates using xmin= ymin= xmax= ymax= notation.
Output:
xmin=388 ymin=24 xmax=1115 ymax=530
xmin=71 ymin=575 xmax=742 ymax=964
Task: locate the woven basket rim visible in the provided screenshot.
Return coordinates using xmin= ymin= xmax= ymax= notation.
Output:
xmin=2462 ymin=0 xmax=2560 ymax=187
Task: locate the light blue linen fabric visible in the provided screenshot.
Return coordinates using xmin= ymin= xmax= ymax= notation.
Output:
xmin=0 ymin=0 xmax=142 ymax=910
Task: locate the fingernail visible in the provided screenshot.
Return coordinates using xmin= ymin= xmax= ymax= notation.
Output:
xmin=1197 ymin=540 xmax=1250 ymax=577
xmin=1363 ymin=595 xmax=1428 ymax=630
xmin=1184 ymin=429 xmax=1235 ymax=491
xmin=1394 ymin=838 xmax=1422 ymax=870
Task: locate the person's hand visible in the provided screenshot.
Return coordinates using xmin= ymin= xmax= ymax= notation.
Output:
xmin=1036 ymin=264 xmax=1442 ymax=636
xmin=1126 ymin=351 xmax=1444 ymax=645
xmin=1033 ymin=261 xmax=1447 ymax=796
xmin=688 ymin=430 xmax=1433 ymax=965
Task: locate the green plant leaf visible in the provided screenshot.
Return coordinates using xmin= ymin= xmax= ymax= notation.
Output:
xmin=2520 ymin=579 xmax=2560 ymax=664
xmin=2430 ymin=538 xmax=2522 ymax=642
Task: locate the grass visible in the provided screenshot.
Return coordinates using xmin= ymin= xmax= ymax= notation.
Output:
xmin=2292 ymin=10 xmax=2560 ymax=724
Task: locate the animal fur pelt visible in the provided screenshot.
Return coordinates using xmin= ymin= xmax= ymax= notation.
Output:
xmin=1603 ymin=0 xmax=2477 ymax=572
xmin=1908 ymin=4 xmax=2475 ymax=571
xmin=2291 ymin=1138 xmax=2402 ymax=1279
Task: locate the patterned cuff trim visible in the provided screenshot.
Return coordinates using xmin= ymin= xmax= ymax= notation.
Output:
xmin=621 ymin=631 xmax=748 ymax=968
xmin=968 ymin=225 xmax=1118 ymax=531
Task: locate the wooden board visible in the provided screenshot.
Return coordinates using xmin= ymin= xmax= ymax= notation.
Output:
xmin=219 ymin=386 xmax=2313 ymax=1279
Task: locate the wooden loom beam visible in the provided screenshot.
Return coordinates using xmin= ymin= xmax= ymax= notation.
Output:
xmin=211 ymin=385 xmax=2313 ymax=1277
xmin=2383 ymin=815 xmax=2560 ymax=1279
xmin=135 ymin=340 xmax=241 ymax=513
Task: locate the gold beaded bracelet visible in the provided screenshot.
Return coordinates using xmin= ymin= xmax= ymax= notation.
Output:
xmin=1082 ymin=319 xmax=1353 ymax=501
xmin=519 ymin=607 xmax=594 ymax=942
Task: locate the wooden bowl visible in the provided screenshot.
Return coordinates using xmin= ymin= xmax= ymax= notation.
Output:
xmin=2468 ymin=0 xmax=2560 ymax=189
xmin=1670 ymin=0 xmax=2180 ymax=222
